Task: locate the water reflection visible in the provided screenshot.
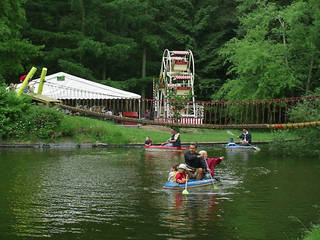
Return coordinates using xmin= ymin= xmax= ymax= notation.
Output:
xmin=144 ymin=151 xmax=184 ymax=162
xmin=0 ymin=148 xmax=320 ymax=240
xmin=225 ymin=149 xmax=258 ymax=161
xmin=158 ymin=190 xmax=221 ymax=240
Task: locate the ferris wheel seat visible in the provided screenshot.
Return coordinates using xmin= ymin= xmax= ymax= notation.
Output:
xmin=173 ymin=64 xmax=188 ymax=72
xmin=170 ymin=57 xmax=185 ymax=61
xmin=174 ymin=61 xmax=188 ymax=65
xmin=174 ymin=75 xmax=191 ymax=80
xmin=167 ymin=83 xmax=182 ymax=89
xmin=171 ymin=51 xmax=189 ymax=55
xmin=176 ymin=87 xmax=191 ymax=96
xmin=177 ymin=86 xmax=190 ymax=90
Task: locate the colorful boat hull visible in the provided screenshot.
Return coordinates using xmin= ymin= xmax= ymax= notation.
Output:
xmin=225 ymin=144 xmax=260 ymax=151
xmin=144 ymin=145 xmax=187 ymax=152
xmin=163 ymin=178 xmax=217 ymax=190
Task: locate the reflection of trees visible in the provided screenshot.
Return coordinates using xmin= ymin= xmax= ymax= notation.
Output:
xmin=6 ymin=148 xmax=144 ymax=238
xmin=158 ymin=191 xmax=221 ymax=236
xmin=143 ymin=151 xmax=184 ymax=164
xmin=140 ymin=150 xmax=224 ymax=238
xmin=4 ymin=149 xmax=63 ymax=237
xmin=226 ymin=150 xmax=251 ymax=161
xmin=6 ymin=147 xmax=318 ymax=240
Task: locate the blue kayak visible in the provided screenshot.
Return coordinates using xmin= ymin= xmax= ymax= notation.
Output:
xmin=225 ymin=143 xmax=260 ymax=151
xmin=163 ymin=178 xmax=217 ymax=190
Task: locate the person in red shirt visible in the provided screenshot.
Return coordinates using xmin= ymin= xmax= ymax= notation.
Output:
xmin=175 ymin=163 xmax=189 ymax=184
xmin=199 ymin=150 xmax=224 ymax=177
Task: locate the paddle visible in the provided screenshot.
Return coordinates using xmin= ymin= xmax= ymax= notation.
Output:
xmin=182 ymin=177 xmax=189 ymax=195
xmin=226 ymin=130 xmax=260 ymax=151
xmin=204 ymin=158 xmax=219 ymax=190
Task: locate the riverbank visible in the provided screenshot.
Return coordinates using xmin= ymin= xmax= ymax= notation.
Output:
xmin=1 ymin=114 xmax=298 ymax=147
xmin=301 ymin=225 xmax=320 ymax=240
xmin=0 ymin=89 xmax=300 ymax=146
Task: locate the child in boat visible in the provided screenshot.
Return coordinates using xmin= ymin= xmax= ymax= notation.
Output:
xmin=167 ymin=164 xmax=178 ymax=182
xmin=144 ymin=136 xmax=152 ymax=147
xmin=199 ymin=150 xmax=224 ymax=178
xmin=175 ymin=163 xmax=189 ymax=184
xmin=227 ymin=138 xmax=236 ymax=147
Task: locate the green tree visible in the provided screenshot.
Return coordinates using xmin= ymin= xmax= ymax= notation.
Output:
xmin=24 ymin=0 xmax=137 ymax=81
xmin=283 ymin=0 xmax=320 ymax=93
xmin=216 ymin=1 xmax=298 ymax=100
xmin=216 ymin=0 xmax=320 ymax=101
xmin=0 ymin=0 xmax=41 ymax=83
xmin=193 ymin=0 xmax=238 ymax=99
xmin=158 ymin=0 xmax=195 ymax=49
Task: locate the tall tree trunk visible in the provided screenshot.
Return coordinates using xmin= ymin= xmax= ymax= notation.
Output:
xmin=102 ymin=62 xmax=106 ymax=80
xmin=306 ymin=57 xmax=314 ymax=93
xmin=279 ymin=18 xmax=288 ymax=66
xmin=80 ymin=0 xmax=86 ymax=32
xmin=142 ymin=48 xmax=146 ymax=78
xmin=141 ymin=48 xmax=147 ymax=114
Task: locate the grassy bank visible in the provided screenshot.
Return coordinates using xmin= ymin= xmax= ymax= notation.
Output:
xmin=300 ymin=225 xmax=320 ymax=240
xmin=8 ymin=113 xmax=296 ymax=144
xmin=0 ymin=88 xmax=298 ymax=144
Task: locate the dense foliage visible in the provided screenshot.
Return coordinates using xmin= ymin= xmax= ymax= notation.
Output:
xmin=0 ymin=87 xmax=126 ymax=142
xmin=217 ymin=0 xmax=320 ymax=100
xmin=0 ymin=0 xmax=42 ymax=83
xmin=0 ymin=87 xmax=63 ymax=139
xmin=270 ymin=89 xmax=320 ymax=157
xmin=0 ymin=0 xmax=237 ymax=99
xmin=1 ymin=0 xmax=320 ymax=100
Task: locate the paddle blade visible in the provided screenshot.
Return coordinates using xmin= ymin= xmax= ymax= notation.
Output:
xmin=182 ymin=189 xmax=189 ymax=195
xmin=254 ymin=146 xmax=261 ymax=151
xmin=227 ymin=130 xmax=235 ymax=136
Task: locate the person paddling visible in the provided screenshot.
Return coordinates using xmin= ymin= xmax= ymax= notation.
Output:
xmin=161 ymin=128 xmax=181 ymax=147
xmin=238 ymin=128 xmax=252 ymax=146
xmin=199 ymin=150 xmax=224 ymax=178
xmin=184 ymin=143 xmax=208 ymax=180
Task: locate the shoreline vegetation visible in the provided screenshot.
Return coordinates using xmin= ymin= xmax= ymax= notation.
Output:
xmin=2 ymin=88 xmax=319 ymax=155
xmin=301 ymin=225 xmax=320 ymax=240
xmin=0 ymin=87 xmax=299 ymax=147
xmin=2 ymin=112 xmax=297 ymax=146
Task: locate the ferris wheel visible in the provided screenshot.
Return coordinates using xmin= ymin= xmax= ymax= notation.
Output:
xmin=154 ymin=49 xmax=201 ymax=121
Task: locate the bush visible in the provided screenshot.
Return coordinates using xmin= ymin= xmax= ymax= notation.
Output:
xmin=0 ymin=87 xmax=32 ymax=139
xmin=27 ymin=106 xmax=63 ymax=139
xmin=58 ymin=115 xmax=78 ymax=137
xmin=270 ymin=91 xmax=320 ymax=157
xmin=0 ymin=86 xmax=65 ymax=140
xmin=300 ymin=225 xmax=320 ymax=240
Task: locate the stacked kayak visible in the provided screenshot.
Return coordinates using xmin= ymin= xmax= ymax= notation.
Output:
xmin=144 ymin=145 xmax=187 ymax=152
xmin=225 ymin=143 xmax=260 ymax=151
xmin=163 ymin=178 xmax=217 ymax=190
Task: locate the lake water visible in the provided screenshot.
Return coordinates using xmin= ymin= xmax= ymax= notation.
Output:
xmin=0 ymin=147 xmax=319 ymax=240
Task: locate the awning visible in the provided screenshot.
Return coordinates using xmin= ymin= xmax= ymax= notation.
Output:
xmin=17 ymin=72 xmax=141 ymax=100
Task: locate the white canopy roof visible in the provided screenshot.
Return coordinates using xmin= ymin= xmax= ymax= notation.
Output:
xmin=19 ymin=72 xmax=141 ymax=100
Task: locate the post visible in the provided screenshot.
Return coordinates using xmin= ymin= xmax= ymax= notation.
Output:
xmin=17 ymin=67 xmax=37 ymax=96
xmin=37 ymin=67 xmax=47 ymax=94
xmin=138 ymin=99 xmax=141 ymax=119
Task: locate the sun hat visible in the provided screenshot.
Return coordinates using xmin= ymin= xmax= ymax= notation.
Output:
xmin=178 ymin=163 xmax=189 ymax=171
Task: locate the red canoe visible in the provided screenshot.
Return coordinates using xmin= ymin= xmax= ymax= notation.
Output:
xmin=144 ymin=145 xmax=187 ymax=152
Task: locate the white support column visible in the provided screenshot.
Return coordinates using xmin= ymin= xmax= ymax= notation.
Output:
xmin=138 ymin=99 xmax=141 ymax=119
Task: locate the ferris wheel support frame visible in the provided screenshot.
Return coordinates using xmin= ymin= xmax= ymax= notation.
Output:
xmin=155 ymin=49 xmax=200 ymax=120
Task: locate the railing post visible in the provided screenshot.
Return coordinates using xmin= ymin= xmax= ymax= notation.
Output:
xmin=138 ymin=99 xmax=141 ymax=119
